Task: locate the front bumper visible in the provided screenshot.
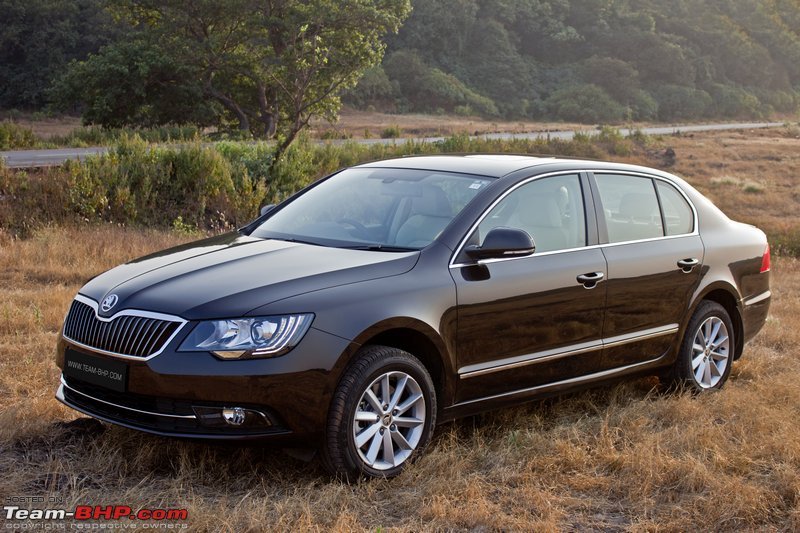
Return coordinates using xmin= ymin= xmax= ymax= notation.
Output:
xmin=55 ymin=326 xmax=353 ymax=441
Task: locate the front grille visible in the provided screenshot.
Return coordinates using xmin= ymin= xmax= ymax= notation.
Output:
xmin=63 ymin=298 xmax=183 ymax=358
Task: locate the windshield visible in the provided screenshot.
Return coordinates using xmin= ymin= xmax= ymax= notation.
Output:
xmin=251 ymin=168 xmax=493 ymax=250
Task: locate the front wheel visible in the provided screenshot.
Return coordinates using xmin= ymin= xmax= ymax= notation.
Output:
xmin=322 ymin=345 xmax=437 ymax=479
xmin=671 ymin=301 xmax=735 ymax=391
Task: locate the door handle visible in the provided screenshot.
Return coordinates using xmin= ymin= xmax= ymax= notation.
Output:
xmin=576 ymin=272 xmax=604 ymax=289
xmin=677 ymin=258 xmax=700 ymax=273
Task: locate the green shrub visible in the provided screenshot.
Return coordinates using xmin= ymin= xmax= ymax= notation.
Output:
xmin=51 ymin=125 xmax=202 ymax=148
xmin=651 ymin=85 xmax=712 ymax=121
xmin=596 ymin=126 xmax=632 ymax=156
xmin=707 ymin=84 xmax=762 ymax=118
xmin=0 ymin=131 xmax=642 ymax=236
xmin=383 ymin=51 xmax=499 ymax=116
xmin=543 ymin=85 xmax=627 ymax=123
xmin=0 ymin=121 xmax=37 ymax=150
xmin=381 ymin=125 xmax=402 ymax=138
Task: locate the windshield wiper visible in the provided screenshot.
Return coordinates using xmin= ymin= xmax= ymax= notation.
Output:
xmin=341 ymin=244 xmax=418 ymax=252
xmin=269 ymin=237 xmax=322 ymax=247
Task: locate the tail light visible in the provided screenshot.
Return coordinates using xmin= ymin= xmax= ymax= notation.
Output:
xmin=760 ymin=243 xmax=771 ymax=273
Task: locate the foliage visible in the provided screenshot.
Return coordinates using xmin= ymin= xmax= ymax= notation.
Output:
xmin=51 ymin=39 xmax=217 ymax=128
xmin=544 ymin=85 xmax=627 ymax=123
xmin=103 ymin=0 xmax=411 ymax=149
xmin=0 ymin=0 xmax=120 ymax=109
xmin=50 ymin=125 xmax=203 ymax=147
xmin=0 ymin=130 xmax=624 ymax=235
xmin=0 ymin=121 xmax=37 ymax=150
xmin=651 ymin=85 xmax=713 ymax=121
xmin=382 ymin=51 xmax=498 ymax=116
xmin=342 ymin=66 xmax=398 ymax=110
xmin=361 ymin=0 xmax=800 ymax=122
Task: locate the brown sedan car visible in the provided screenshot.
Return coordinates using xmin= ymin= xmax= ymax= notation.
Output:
xmin=56 ymin=155 xmax=771 ymax=478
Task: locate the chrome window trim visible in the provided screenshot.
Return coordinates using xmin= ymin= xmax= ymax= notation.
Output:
xmin=448 ymin=169 xmax=700 ymax=269
xmin=60 ymin=376 xmax=197 ymax=419
xmin=592 ymin=170 xmax=699 ymax=240
xmin=451 ymin=354 xmax=665 ymax=408
xmin=62 ymin=294 xmax=188 ymax=361
xmin=458 ymin=323 xmax=678 ymax=378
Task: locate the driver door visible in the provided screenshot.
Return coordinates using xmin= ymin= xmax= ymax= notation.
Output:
xmin=451 ymin=173 xmax=608 ymax=404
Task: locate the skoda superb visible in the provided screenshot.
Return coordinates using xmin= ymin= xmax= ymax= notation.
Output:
xmin=56 ymin=155 xmax=771 ymax=478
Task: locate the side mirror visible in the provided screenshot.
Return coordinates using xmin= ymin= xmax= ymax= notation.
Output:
xmin=465 ymin=227 xmax=535 ymax=261
xmin=259 ymin=204 xmax=276 ymax=217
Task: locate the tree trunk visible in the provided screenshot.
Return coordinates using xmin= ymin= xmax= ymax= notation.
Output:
xmin=256 ymin=83 xmax=278 ymax=138
xmin=205 ymin=80 xmax=250 ymax=132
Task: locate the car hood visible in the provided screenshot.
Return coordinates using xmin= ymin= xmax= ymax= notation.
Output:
xmin=80 ymin=232 xmax=419 ymax=320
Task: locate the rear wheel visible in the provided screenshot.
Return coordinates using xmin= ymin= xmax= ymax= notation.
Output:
xmin=671 ymin=301 xmax=734 ymax=391
xmin=322 ymin=345 xmax=436 ymax=479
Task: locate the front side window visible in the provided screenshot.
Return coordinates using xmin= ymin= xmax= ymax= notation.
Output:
xmin=251 ymin=168 xmax=493 ymax=250
xmin=595 ymin=174 xmax=663 ymax=243
xmin=474 ymin=174 xmax=586 ymax=253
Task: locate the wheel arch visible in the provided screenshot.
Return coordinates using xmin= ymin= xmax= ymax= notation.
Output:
xmin=340 ymin=318 xmax=456 ymax=409
xmin=691 ymin=283 xmax=744 ymax=360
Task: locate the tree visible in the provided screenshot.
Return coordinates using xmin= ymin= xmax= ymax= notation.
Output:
xmin=109 ymin=0 xmax=411 ymax=163
xmin=51 ymin=39 xmax=217 ymax=127
xmin=0 ymin=0 xmax=119 ymax=109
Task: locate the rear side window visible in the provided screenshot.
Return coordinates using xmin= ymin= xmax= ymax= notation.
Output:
xmin=595 ymin=174 xmax=663 ymax=243
xmin=656 ymin=181 xmax=694 ymax=235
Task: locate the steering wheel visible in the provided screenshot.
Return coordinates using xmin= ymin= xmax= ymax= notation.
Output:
xmin=337 ymin=218 xmax=371 ymax=239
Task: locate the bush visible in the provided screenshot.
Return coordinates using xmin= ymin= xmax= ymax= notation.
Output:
xmin=383 ymin=51 xmax=499 ymax=116
xmin=543 ymin=84 xmax=627 ymax=123
xmin=651 ymin=84 xmax=712 ymax=121
xmin=0 ymin=131 xmax=637 ymax=236
xmin=50 ymin=125 xmax=202 ymax=147
xmin=707 ymin=84 xmax=762 ymax=118
xmin=381 ymin=125 xmax=402 ymax=138
xmin=343 ymin=66 xmax=398 ymax=110
xmin=0 ymin=121 xmax=37 ymax=150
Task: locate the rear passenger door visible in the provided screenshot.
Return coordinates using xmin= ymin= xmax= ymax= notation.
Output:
xmin=591 ymin=172 xmax=704 ymax=369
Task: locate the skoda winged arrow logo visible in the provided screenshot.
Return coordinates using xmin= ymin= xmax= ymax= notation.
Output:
xmin=100 ymin=294 xmax=119 ymax=313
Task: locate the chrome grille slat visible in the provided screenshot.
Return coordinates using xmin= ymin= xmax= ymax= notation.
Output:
xmin=62 ymin=298 xmax=183 ymax=359
xmin=142 ymin=322 xmax=165 ymax=355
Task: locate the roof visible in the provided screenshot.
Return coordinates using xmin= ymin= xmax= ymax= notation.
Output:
xmin=354 ymin=154 xmax=691 ymax=190
xmin=356 ymin=154 xmax=556 ymax=178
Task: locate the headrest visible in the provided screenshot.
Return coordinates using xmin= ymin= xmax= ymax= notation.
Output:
xmin=410 ymin=185 xmax=452 ymax=217
xmin=517 ymin=191 xmax=562 ymax=228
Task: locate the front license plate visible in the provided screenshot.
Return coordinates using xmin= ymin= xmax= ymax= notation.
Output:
xmin=64 ymin=348 xmax=128 ymax=392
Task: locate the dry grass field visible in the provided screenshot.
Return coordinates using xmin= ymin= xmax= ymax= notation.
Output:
xmin=1 ymin=127 xmax=799 ymax=531
xmin=311 ymin=108 xmax=593 ymax=139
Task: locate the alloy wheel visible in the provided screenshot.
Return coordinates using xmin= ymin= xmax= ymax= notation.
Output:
xmin=352 ymin=371 xmax=426 ymax=470
xmin=691 ymin=316 xmax=730 ymax=389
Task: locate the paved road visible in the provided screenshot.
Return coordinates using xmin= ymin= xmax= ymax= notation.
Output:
xmin=0 ymin=121 xmax=786 ymax=168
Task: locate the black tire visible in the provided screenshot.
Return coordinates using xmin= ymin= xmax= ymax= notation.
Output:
xmin=670 ymin=301 xmax=735 ymax=392
xmin=321 ymin=345 xmax=437 ymax=479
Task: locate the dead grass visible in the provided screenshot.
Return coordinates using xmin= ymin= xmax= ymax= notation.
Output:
xmin=310 ymin=108 xmax=595 ymax=140
xmin=1 ymin=129 xmax=800 ymax=531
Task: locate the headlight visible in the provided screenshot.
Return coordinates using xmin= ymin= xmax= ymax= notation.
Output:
xmin=178 ymin=314 xmax=314 ymax=359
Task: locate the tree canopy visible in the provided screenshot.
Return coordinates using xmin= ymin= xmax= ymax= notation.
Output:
xmin=347 ymin=0 xmax=800 ymax=121
xmin=3 ymin=0 xmax=800 ymax=130
xmin=52 ymin=0 xmax=410 ymax=161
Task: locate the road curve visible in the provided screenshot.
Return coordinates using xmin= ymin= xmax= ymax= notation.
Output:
xmin=0 ymin=122 xmax=786 ymax=169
